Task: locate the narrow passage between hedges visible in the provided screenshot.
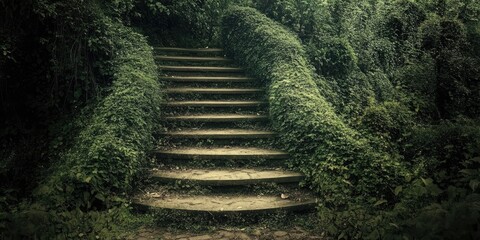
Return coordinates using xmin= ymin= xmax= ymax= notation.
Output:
xmin=133 ymin=47 xmax=316 ymax=215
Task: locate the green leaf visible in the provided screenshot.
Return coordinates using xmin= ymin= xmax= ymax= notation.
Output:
xmin=470 ymin=180 xmax=480 ymax=191
xmin=470 ymin=157 xmax=480 ymax=163
xmin=405 ymin=175 xmax=412 ymax=182
xmin=421 ymin=178 xmax=433 ymax=186
xmin=394 ymin=186 xmax=403 ymax=196
xmin=95 ymin=193 xmax=106 ymax=202
xmin=374 ymin=199 xmax=387 ymax=207
xmin=84 ymin=176 xmax=92 ymax=183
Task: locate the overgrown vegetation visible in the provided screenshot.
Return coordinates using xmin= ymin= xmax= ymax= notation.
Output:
xmin=131 ymin=0 xmax=252 ymax=46
xmin=1 ymin=0 xmax=162 ymax=238
xmin=223 ymin=4 xmax=405 ymax=207
xmin=34 ymin=12 xmax=162 ymax=211
xmin=1 ymin=0 xmax=479 ymax=238
xmin=224 ymin=2 xmax=480 ymax=239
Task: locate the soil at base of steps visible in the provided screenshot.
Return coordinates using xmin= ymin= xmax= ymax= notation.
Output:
xmin=125 ymin=226 xmax=325 ymax=240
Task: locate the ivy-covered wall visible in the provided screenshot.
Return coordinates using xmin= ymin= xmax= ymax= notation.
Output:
xmin=222 ymin=5 xmax=405 ymax=211
xmin=1 ymin=0 xmax=162 ymax=238
xmin=223 ymin=3 xmax=480 ymax=239
xmin=34 ymin=17 xmax=162 ymax=209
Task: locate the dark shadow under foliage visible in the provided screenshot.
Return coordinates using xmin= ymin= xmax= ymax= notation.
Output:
xmin=1 ymin=0 xmax=163 ymax=238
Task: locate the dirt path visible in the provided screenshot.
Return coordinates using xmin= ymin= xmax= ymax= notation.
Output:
xmin=128 ymin=227 xmax=325 ymax=240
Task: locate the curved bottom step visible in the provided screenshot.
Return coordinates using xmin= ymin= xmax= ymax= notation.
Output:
xmin=134 ymin=194 xmax=316 ymax=214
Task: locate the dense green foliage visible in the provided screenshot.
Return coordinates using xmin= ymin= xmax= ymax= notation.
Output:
xmin=132 ymin=0 xmax=252 ymax=46
xmin=34 ymin=16 xmax=162 ymax=209
xmin=222 ymin=4 xmax=405 ymax=210
xmin=223 ymin=3 xmax=480 ymax=239
xmin=1 ymin=0 xmax=162 ymax=238
xmin=1 ymin=0 xmax=479 ymax=238
xmin=255 ymin=0 xmax=480 ymax=121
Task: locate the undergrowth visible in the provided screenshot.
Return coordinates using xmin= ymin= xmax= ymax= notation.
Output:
xmin=222 ymin=5 xmax=406 ymax=213
xmin=1 ymin=1 xmax=163 ymax=238
xmin=223 ymin=4 xmax=480 ymax=239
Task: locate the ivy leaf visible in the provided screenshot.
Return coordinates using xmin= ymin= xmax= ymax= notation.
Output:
xmin=394 ymin=186 xmax=403 ymax=196
xmin=374 ymin=199 xmax=387 ymax=207
xmin=470 ymin=180 xmax=480 ymax=191
xmin=471 ymin=157 xmax=480 ymax=163
xmin=84 ymin=176 xmax=92 ymax=183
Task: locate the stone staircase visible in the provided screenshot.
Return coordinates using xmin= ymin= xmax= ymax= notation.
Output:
xmin=133 ymin=47 xmax=315 ymax=216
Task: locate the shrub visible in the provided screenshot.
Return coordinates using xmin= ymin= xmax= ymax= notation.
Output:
xmin=419 ymin=16 xmax=467 ymax=52
xmin=332 ymin=71 xmax=378 ymax=120
xmin=377 ymin=120 xmax=480 ymax=239
xmin=1 ymin=1 xmax=162 ymax=238
xmin=382 ymin=0 xmax=426 ymax=42
xmin=417 ymin=16 xmax=480 ymax=119
xmin=360 ymin=101 xmax=414 ymax=143
xmin=366 ymin=70 xmax=396 ymax=103
xmin=392 ymin=55 xmax=437 ymax=120
xmin=316 ymin=119 xmax=480 ymax=239
xmin=132 ymin=0 xmax=252 ymax=46
xmin=404 ymin=119 xmax=480 ymax=185
xmin=253 ymin=0 xmax=323 ymax=39
xmin=222 ymin=6 xmax=405 ymax=208
xmin=33 ymin=15 xmax=162 ymax=209
xmin=306 ymin=37 xmax=357 ymax=78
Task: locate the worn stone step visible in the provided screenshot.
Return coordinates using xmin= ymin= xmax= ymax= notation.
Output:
xmin=160 ymin=129 xmax=276 ymax=139
xmin=159 ymin=76 xmax=254 ymax=83
xmin=165 ymin=100 xmax=267 ymax=107
xmin=134 ymin=194 xmax=316 ymax=214
xmin=166 ymin=88 xmax=263 ymax=94
xmin=155 ymin=56 xmax=232 ymax=62
xmin=159 ymin=66 xmax=243 ymax=73
xmin=154 ymin=47 xmax=224 ymax=53
xmin=149 ymin=168 xmax=303 ymax=186
xmin=156 ymin=147 xmax=288 ymax=160
xmin=165 ymin=114 xmax=268 ymax=122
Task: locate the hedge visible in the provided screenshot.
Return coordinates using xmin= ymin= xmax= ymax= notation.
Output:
xmin=222 ymin=6 xmax=405 ymax=206
xmin=33 ymin=15 xmax=162 ymax=209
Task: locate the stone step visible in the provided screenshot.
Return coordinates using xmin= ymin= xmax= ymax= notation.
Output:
xmin=165 ymin=114 xmax=268 ymax=122
xmin=155 ymin=56 xmax=232 ymax=62
xmin=159 ymin=76 xmax=254 ymax=83
xmin=160 ymin=129 xmax=276 ymax=139
xmin=134 ymin=194 xmax=316 ymax=214
xmin=165 ymin=101 xmax=267 ymax=107
xmin=154 ymin=47 xmax=224 ymax=54
xmin=149 ymin=168 xmax=303 ymax=186
xmin=156 ymin=147 xmax=288 ymax=160
xmin=159 ymin=66 xmax=243 ymax=73
xmin=166 ymin=88 xmax=263 ymax=94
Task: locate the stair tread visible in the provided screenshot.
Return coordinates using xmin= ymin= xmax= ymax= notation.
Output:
xmin=134 ymin=194 xmax=315 ymax=213
xmin=157 ymin=147 xmax=287 ymax=156
xmin=165 ymin=114 xmax=268 ymax=122
xmin=165 ymin=100 xmax=267 ymax=107
xmin=140 ymin=46 xmax=315 ymax=217
xmin=166 ymin=88 xmax=263 ymax=94
xmin=150 ymin=168 xmax=303 ymax=185
xmin=162 ymin=128 xmax=275 ymax=138
xmin=154 ymin=47 xmax=223 ymax=53
xmin=159 ymin=66 xmax=243 ymax=72
xmin=155 ymin=56 xmax=232 ymax=62
xmin=156 ymin=146 xmax=287 ymax=159
xmin=160 ymin=76 xmax=254 ymax=82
